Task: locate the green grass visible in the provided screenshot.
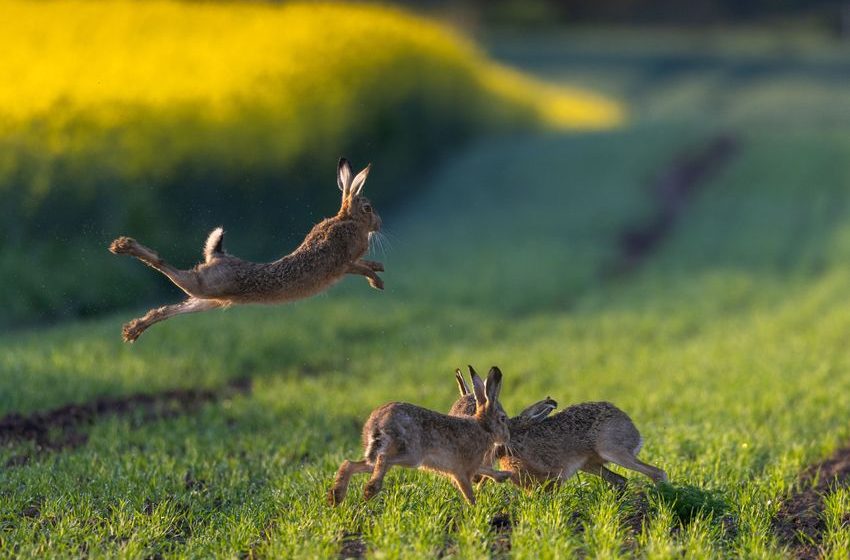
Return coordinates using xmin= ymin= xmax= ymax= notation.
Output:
xmin=3 ymin=29 xmax=850 ymax=558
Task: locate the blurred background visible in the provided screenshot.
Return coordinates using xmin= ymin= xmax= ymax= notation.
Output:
xmin=1 ymin=0 xmax=848 ymax=328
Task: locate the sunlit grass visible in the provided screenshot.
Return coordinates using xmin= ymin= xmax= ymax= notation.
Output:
xmin=2 ymin=123 xmax=850 ymax=557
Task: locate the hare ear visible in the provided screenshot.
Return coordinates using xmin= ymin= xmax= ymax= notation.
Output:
xmin=350 ymin=164 xmax=371 ymax=197
xmin=455 ymin=369 xmax=470 ymax=396
xmin=517 ymin=397 xmax=557 ymax=423
xmin=469 ymin=365 xmax=486 ymax=406
xmin=337 ymin=158 xmax=353 ymax=196
xmin=484 ymin=366 xmax=503 ymax=403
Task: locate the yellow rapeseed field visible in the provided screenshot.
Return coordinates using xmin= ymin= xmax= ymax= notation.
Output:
xmin=0 ymin=0 xmax=621 ymax=129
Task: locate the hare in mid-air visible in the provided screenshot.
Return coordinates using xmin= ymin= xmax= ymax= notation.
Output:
xmin=109 ymin=159 xmax=383 ymax=342
xmin=329 ymin=366 xmax=512 ymax=506
xmin=450 ymin=370 xmax=667 ymax=488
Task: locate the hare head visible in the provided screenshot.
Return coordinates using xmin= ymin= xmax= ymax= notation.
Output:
xmin=337 ymin=158 xmax=382 ymax=233
xmin=450 ymin=369 xmax=556 ymax=429
xmin=467 ymin=365 xmax=510 ymax=446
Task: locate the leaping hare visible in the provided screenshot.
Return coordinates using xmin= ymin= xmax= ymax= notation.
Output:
xmin=109 ymin=159 xmax=383 ymax=342
xmin=329 ymin=366 xmax=512 ymax=506
xmin=450 ymin=371 xmax=667 ymax=488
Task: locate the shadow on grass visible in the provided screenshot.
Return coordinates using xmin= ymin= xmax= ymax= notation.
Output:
xmin=650 ymin=482 xmax=730 ymax=526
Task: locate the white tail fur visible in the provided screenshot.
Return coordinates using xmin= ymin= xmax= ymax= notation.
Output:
xmin=204 ymin=227 xmax=224 ymax=262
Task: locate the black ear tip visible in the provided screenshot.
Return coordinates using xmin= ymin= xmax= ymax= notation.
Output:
xmin=455 ymin=368 xmax=463 ymax=375
xmin=467 ymin=365 xmax=478 ymax=376
xmin=338 ymin=157 xmax=350 ymax=168
xmin=489 ymin=366 xmax=502 ymax=379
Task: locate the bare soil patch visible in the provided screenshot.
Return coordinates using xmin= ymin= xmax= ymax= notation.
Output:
xmin=337 ymin=531 xmax=367 ymax=560
xmin=1 ymin=377 xmax=251 ymax=466
xmin=615 ymin=133 xmax=739 ymax=272
xmin=774 ymin=443 xmax=850 ymax=559
xmin=489 ymin=513 xmax=513 ymax=558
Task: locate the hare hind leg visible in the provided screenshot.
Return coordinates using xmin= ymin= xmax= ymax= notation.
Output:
xmin=363 ymin=453 xmax=394 ymax=500
xmin=599 ymin=449 xmax=668 ymax=483
xmin=581 ymin=460 xmax=628 ymax=488
xmin=123 ymin=298 xmax=222 ymax=342
xmin=329 ymin=459 xmax=373 ymax=506
xmin=110 ymin=237 xmax=203 ymax=296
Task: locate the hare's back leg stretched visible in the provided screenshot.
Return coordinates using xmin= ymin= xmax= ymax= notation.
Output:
xmin=597 ymin=448 xmax=667 ymax=483
xmin=581 ymin=458 xmax=628 ymax=487
xmin=362 ymin=449 xmax=421 ymax=501
xmin=328 ymin=459 xmax=373 ymax=505
xmin=110 ymin=237 xmax=203 ymax=297
xmin=123 ymin=298 xmax=223 ymax=343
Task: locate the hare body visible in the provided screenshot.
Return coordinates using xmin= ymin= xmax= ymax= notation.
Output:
xmin=330 ymin=367 xmax=511 ymax=506
xmin=109 ymin=159 xmax=382 ymax=342
xmin=450 ymin=374 xmax=667 ymax=488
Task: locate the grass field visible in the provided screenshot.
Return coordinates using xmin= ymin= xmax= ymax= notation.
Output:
xmin=3 ymin=28 xmax=850 ymax=558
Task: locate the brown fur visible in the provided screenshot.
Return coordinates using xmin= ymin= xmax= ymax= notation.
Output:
xmin=329 ymin=366 xmax=511 ymax=506
xmin=109 ymin=159 xmax=382 ymax=342
xmin=450 ymin=372 xmax=667 ymax=488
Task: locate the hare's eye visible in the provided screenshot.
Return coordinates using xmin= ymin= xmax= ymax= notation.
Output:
xmin=362 ymin=204 xmax=372 ymax=214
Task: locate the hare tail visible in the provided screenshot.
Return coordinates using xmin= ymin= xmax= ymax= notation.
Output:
xmin=204 ymin=227 xmax=225 ymax=262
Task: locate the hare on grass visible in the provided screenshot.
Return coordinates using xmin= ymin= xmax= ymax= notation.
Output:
xmin=329 ymin=366 xmax=512 ymax=506
xmin=109 ymin=159 xmax=382 ymax=342
xmin=450 ymin=370 xmax=667 ymax=488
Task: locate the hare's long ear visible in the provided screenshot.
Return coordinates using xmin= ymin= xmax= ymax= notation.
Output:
xmin=469 ymin=365 xmax=487 ymax=407
xmin=455 ymin=369 xmax=470 ymax=396
xmin=350 ymin=164 xmax=371 ymax=197
xmin=484 ymin=366 xmax=503 ymax=404
xmin=517 ymin=397 xmax=557 ymax=423
xmin=338 ymin=158 xmax=353 ymax=198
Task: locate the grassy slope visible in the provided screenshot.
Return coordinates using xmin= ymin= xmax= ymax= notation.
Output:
xmin=3 ymin=30 xmax=850 ymax=558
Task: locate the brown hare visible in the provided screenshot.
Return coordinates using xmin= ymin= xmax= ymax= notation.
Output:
xmin=109 ymin=158 xmax=383 ymax=342
xmin=450 ymin=370 xmax=667 ymax=488
xmin=329 ymin=366 xmax=512 ymax=506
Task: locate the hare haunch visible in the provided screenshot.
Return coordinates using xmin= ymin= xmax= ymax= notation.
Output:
xmin=450 ymin=371 xmax=667 ymax=488
xmin=109 ymin=159 xmax=382 ymax=342
xmin=329 ymin=366 xmax=511 ymax=506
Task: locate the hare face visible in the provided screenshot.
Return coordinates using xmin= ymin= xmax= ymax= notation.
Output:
xmin=348 ymin=195 xmax=382 ymax=233
xmin=479 ymin=403 xmax=510 ymax=446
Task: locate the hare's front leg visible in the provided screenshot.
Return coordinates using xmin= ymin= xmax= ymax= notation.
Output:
xmin=358 ymin=259 xmax=384 ymax=272
xmin=450 ymin=473 xmax=477 ymax=505
xmin=476 ymin=466 xmax=513 ymax=484
xmin=345 ymin=262 xmax=384 ymax=290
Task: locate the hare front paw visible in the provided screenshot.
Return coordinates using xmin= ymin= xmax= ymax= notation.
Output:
xmin=492 ymin=470 xmax=514 ymax=483
xmin=368 ymin=275 xmax=384 ymax=290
